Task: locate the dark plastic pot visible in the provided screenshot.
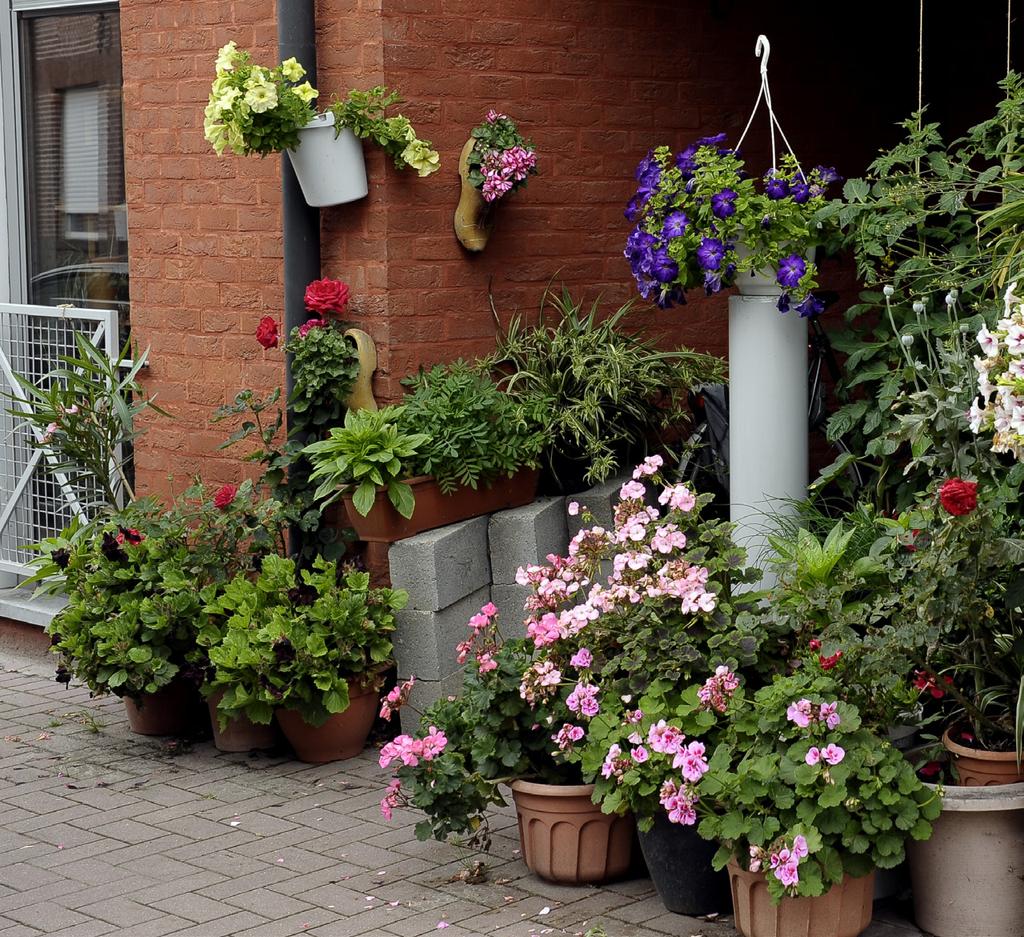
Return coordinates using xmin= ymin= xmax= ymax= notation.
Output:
xmin=637 ymin=812 xmax=730 ymax=915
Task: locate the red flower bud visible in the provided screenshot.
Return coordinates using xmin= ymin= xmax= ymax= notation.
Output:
xmin=213 ymin=484 xmax=238 ymax=510
xmin=809 ymin=638 xmax=822 ymax=651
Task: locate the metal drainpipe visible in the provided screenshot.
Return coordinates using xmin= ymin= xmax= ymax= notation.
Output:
xmin=278 ymin=0 xmax=320 ymax=408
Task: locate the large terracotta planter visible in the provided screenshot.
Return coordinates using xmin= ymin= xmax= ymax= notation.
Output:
xmin=942 ymin=727 xmax=1024 ymax=785
xmin=206 ymin=691 xmax=280 ymax=754
xmin=123 ymin=679 xmax=202 ymax=736
xmin=637 ymin=811 xmax=730 ymax=915
xmin=342 ymin=469 xmax=540 ymax=543
xmin=276 ymin=682 xmax=378 ymax=763
xmin=727 ymin=861 xmax=874 ymax=937
xmin=509 ymin=780 xmax=634 ymax=884
xmin=908 ymin=780 xmax=1024 ymax=937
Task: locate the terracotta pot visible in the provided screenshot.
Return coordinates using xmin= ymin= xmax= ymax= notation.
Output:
xmin=728 ymin=861 xmax=874 ymax=937
xmin=637 ymin=811 xmax=730 ymax=915
xmin=342 ymin=469 xmax=540 ymax=543
xmin=909 ymin=780 xmax=1024 ymax=937
xmin=942 ymin=727 xmax=1024 ymax=785
xmin=276 ymin=682 xmax=378 ymax=763
xmin=509 ymin=780 xmax=634 ymax=884
xmin=123 ymin=679 xmax=202 ymax=736
xmin=206 ymin=691 xmax=280 ymax=753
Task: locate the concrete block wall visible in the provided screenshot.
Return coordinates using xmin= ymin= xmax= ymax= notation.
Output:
xmin=389 ymin=482 xmax=634 ymax=733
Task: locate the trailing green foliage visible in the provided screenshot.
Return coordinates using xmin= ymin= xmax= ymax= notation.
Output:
xmin=198 ymin=555 xmax=405 ymax=728
xmin=482 ymin=287 xmax=726 ymax=492
xmin=288 ymin=323 xmax=360 ymax=425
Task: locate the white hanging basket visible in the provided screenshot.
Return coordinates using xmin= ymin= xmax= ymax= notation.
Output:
xmin=287 ymin=112 xmax=368 ymax=208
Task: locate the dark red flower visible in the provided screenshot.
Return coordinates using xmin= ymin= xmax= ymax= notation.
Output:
xmin=304 ymin=278 xmax=350 ymax=315
xmin=912 ymin=669 xmax=951 ymax=699
xmin=819 ymin=650 xmax=843 ymax=671
xmin=808 ymin=638 xmax=822 ymax=651
xmin=115 ymin=527 xmax=144 ymax=546
xmin=939 ymin=478 xmax=978 ymax=516
xmin=918 ymin=760 xmax=942 ymax=779
xmin=213 ymin=484 xmax=238 ymax=510
xmin=255 ymin=316 xmax=279 ymax=350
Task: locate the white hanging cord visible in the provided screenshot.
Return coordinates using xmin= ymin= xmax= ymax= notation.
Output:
xmin=918 ymin=0 xmax=924 ymax=116
xmin=735 ymin=35 xmax=803 ymax=179
xmin=1009 ymin=0 xmax=1014 ymax=76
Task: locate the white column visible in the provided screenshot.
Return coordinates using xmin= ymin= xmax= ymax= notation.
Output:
xmin=728 ymin=293 xmax=808 ymax=585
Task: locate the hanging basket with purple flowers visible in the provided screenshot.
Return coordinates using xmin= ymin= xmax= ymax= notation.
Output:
xmin=624 ymin=140 xmax=840 ymax=314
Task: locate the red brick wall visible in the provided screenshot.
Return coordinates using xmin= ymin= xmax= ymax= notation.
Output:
xmin=121 ymin=0 xmax=900 ymax=497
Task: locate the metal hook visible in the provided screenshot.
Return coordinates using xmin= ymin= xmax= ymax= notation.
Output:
xmin=755 ymin=34 xmax=771 ymax=76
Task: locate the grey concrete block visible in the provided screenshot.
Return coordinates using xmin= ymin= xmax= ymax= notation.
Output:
xmin=565 ymin=472 xmax=631 ymax=540
xmin=392 ymin=585 xmax=491 ymax=681
xmin=488 ymin=497 xmax=569 ymax=584
xmin=490 ymin=583 xmax=533 ymax=639
xmin=398 ymin=671 xmax=465 ymax=735
xmin=388 ymin=516 xmax=490 ymax=612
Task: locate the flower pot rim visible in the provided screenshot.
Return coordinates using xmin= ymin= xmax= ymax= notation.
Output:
xmin=942 ymin=726 xmax=1020 ymax=762
xmin=301 ymin=111 xmax=337 ymax=131
xmin=919 ymin=778 xmax=1024 ymax=810
xmin=510 ymin=779 xmax=595 ymax=797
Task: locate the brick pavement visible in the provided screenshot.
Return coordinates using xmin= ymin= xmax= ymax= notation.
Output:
xmin=0 ymin=652 xmax=926 ymax=937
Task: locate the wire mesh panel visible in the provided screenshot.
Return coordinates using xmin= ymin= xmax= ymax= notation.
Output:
xmin=0 ymin=303 xmax=117 ymax=577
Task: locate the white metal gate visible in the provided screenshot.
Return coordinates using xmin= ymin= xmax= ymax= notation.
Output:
xmin=0 ymin=302 xmax=118 ymax=578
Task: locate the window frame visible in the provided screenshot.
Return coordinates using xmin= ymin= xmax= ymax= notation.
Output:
xmin=0 ymin=0 xmax=120 ymax=305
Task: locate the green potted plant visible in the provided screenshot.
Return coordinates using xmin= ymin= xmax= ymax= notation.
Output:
xmin=686 ymin=672 xmax=937 ymax=937
xmin=204 ymin=44 xmax=439 ymax=207
xmin=199 ymin=554 xmax=406 ymax=763
xmin=482 ymin=286 xmax=726 ymax=493
xmin=376 ymin=461 xmax=763 ymax=886
xmin=305 ymin=362 xmax=545 ymax=541
xmin=46 ymin=481 xmax=284 ymax=736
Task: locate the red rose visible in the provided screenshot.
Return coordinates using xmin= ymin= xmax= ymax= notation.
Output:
xmin=256 ymin=316 xmax=279 ymax=349
xmin=304 ymin=278 xmax=350 ymax=314
xmin=808 ymin=638 xmax=822 ymax=651
xmin=213 ymin=484 xmax=238 ymax=510
xmin=819 ymin=650 xmax=843 ymax=671
xmin=938 ymin=478 xmax=977 ymax=516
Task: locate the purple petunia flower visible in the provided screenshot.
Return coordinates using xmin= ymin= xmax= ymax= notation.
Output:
xmin=696 ymin=237 xmax=726 ymax=271
xmin=711 ymin=188 xmax=738 ymax=219
xmin=814 ymin=165 xmax=841 ymax=186
xmin=634 ymin=150 xmax=656 ymax=182
xmin=675 ymin=146 xmax=697 ymax=177
xmin=624 ymin=194 xmax=643 ymax=221
xmin=796 ymin=294 xmax=825 ymax=318
xmin=696 ymin=132 xmax=728 ymax=148
xmin=777 ymin=254 xmax=807 ymax=289
xmin=651 ymin=250 xmax=679 ymax=284
xmin=662 ymin=210 xmax=689 ymax=238
xmin=703 ymin=271 xmax=723 ymax=294
xmin=761 ymin=214 xmax=772 ymax=229
xmin=765 ymin=174 xmax=788 ymax=199
xmin=777 ymin=293 xmax=791 ymax=314
xmin=791 ymin=182 xmax=811 ymax=204
xmin=656 ymin=286 xmax=684 ymax=309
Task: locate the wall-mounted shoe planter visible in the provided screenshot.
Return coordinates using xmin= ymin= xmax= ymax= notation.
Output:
xmin=454 ymin=137 xmax=493 ymax=252
xmin=343 ymin=328 xmax=378 ymax=412
xmin=287 ymin=113 xmax=369 ymax=208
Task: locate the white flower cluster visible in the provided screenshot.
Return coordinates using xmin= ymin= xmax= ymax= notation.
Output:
xmin=204 ymin=41 xmax=318 ymax=157
xmin=969 ymin=281 xmax=1024 ymax=460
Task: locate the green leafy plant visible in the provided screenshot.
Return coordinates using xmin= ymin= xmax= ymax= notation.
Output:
xmin=47 ymin=481 xmax=285 ymax=700
xmin=198 ymin=555 xmax=405 ymax=728
xmin=695 ymin=672 xmax=938 ymax=902
xmin=288 ymin=321 xmax=360 ymax=425
xmin=817 ymin=73 xmax=1024 ymax=508
xmin=399 ymin=361 xmax=546 ymax=494
xmin=5 ymin=335 xmax=165 ymax=508
xmin=483 ymin=287 xmax=726 ymax=492
xmin=204 ymin=42 xmax=319 ymax=156
xmin=304 ymin=406 xmax=428 ymax=518
xmin=328 ymin=86 xmax=439 ymax=176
